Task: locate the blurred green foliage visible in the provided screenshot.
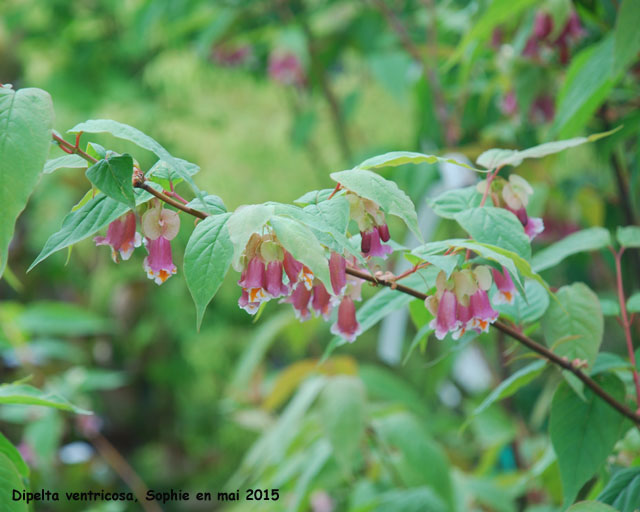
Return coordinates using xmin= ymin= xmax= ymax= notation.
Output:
xmin=1 ymin=0 xmax=639 ymax=511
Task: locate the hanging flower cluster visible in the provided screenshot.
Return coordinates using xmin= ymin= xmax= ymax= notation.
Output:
xmin=523 ymin=10 xmax=583 ymax=64
xmin=234 ymin=228 xmax=365 ymax=342
xmin=346 ymin=192 xmax=392 ymax=258
xmin=478 ymin=174 xmax=544 ymax=240
xmin=94 ymin=199 xmax=181 ymax=285
xmin=425 ymin=265 xmax=516 ymax=340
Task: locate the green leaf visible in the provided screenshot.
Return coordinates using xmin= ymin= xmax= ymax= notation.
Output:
xmin=473 ymin=360 xmax=546 ymax=417
xmin=146 ymin=157 xmax=200 ymax=189
xmin=0 ymin=87 xmax=54 ymax=277
xmin=567 ymin=503 xmax=619 ymax=512
xmin=455 ymin=207 xmax=531 ymax=260
xmin=532 ymin=228 xmax=611 ymax=272
xmin=0 ymin=432 xmax=28 ymax=480
xmin=303 ymin=195 xmax=350 ymax=236
xmin=373 ymin=412 xmax=452 ymax=510
xmin=29 ymin=189 xmax=153 ymax=270
xmin=599 ymin=297 xmax=621 ymax=316
xmin=0 ymin=383 xmax=90 ymax=414
xmin=227 ymin=204 xmax=274 ymax=269
xmin=428 ymin=186 xmax=482 ymax=219
xmin=0 ymin=452 xmax=28 ymax=512
xmin=69 ymin=119 xmax=207 ymax=207
xmin=185 ymin=194 xmax=226 ymax=215
xmin=553 ymin=37 xmax=615 ymax=138
xmin=542 ymin=283 xmax=603 ymax=370
xmin=446 ymin=0 xmax=538 ymax=67
xmin=372 ymin=487 xmax=447 ymax=512
xmin=627 ymin=292 xmax=640 ymax=313
xmin=613 ymin=0 xmax=640 ymax=77
xmin=184 ymin=213 xmax=233 ymax=328
xmin=269 ymin=215 xmax=331 ymax=289
xmin=550 ymin=374 xmax=626 ymax=507
xmin=495 ymin=279 xmax=550 ymax=323
xmin=331 ymin=169 xmax=421 ymax=240
xmin=477 ymin=128 xmax=620 ymax=169
xmin=616 ymin=226 xmax=640 ymax=248
xmin=319 ymin=376 xmax=366 ymax=473
xmin=85 ymin=154 xmax=135 ymax=208
xmin=43 ymin=154 xmax=87 ymax=174
xmin=597 ymin=466 xmax=640 ymax=512
xmin=356 ymin=151 xmax=480 ymax=172
xmin=591 ymin=352 xmax=631 ymax=375
xmin=293 ymin=188 xmax=335 ymax=205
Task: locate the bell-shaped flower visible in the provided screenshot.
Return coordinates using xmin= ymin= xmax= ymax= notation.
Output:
xmin=491 ymin=267 xmax=516 ymax=304
xmin=265 ymin=260 xmax=289 ymax=298
xmin=361 ymin=227 xmax=393 ymax=258
xmin=311 ymin=281 xmax=332 ymax=320
xmin=283 ymin=251 xmax=314 ymax=290
xmin=284 ymin=282 xmax=312 ymax=321
xmin=330 ymin=296 xmax=361 ymax=342
xmin=524 ymin=216 xmax=544 ymax=240
xmin=141 ymin=203 xmax=180 ymax=285
xmin=143 ymin=236 xmax=177 ymax=285
xmin=94 ymin=211 xmax=141 ymax=263
xmin=329 ymin=252 xmax=347 ymax=295
xmin=429 ymin=290 xmax=461 ymax=340
xmin=238 ymin=288 xmax=261 ymax=315
xmin=237 ymin=255 xmax=271 ymax=312
xmin=468 ymin=289 xmax=499 ymax=333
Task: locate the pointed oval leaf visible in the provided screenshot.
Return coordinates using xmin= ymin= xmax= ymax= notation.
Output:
xmin=597 ymin=466 xmax=640 ymax=512
xmin=356 ymin=151 xmax=480 ymax=172
xmin=532 ymin=228 xmax=611 ymax=272
xmin=0 ymin=87 xmax=54 ymax=277
xmin=43 ymin=154 xmax=87 ymax=174
xmin=0 ymin=383 xmax=91 ymax=414
xmin=85 ymin=154 xmax=135 ymax=208
xmin=184 ymin=213 xmax=233 ymax=328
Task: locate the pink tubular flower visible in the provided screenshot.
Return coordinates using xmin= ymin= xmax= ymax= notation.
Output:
xmin=143 ymin=236 xmax=177 ymax=285
xmin=329 ymin=252 xmax=347 ymax=295
xmin=283 ymin=251 xmax=314 ymax=290
xmin=265 ymin=260 xmax=289 ymax=298
xmin=491 ymin=267 xmax=516 ymax=304
xmin=524 ymin=216 xmax=545 ymax=240
xmin=468 ymin=290 xmax=499 ymax=333
xmin=311 ymin=281 xmax=332 ymax=320
xmin=285 ymin=282 xmax=312 ymax=321
xmin=430 ymin=290 xmax=461 ymax=341
xmin=94 ymin=212 xmax=142 ymax=263
xmin=268 ymin=52 xmax=305 ymax=87
xmin=141 ymin=202 xmax=180 ymax=285
xmin=237 ymin=256 xmax=270 ymax=312
xmin=361 ymin=228 xmax=392 ymax=258
xmin=238 ymin=289 xmax=261 ymax=314
xmin=330 ymin=296 xmax=361 ymax=342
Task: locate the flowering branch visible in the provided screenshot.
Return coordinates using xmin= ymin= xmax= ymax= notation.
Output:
xmin=54 ymin=132 xmax=640 ymax=425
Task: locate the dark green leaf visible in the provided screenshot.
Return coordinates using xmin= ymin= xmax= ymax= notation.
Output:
xmin=613 ymin=0 xmax=640 ymax=76
xmin=85 ymin=154 xmax=135 ymax=208
xmin=184 ymin=213 xmax=233 ymax=328
xmin=550 ymin=374 xmax=625 ymax=507
xmin=597 ymin=466 xmax=640 ymax=512
xmin=0 ymin=432 xmax=28 ymax=480
xmin=0 ymin=452 xmax=28 ymax=512
xmin=0 ymin=87 xmax=54 ymax=277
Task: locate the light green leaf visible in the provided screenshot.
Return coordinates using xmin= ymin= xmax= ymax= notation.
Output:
xmin=567 ymin=502 xmax=618 ymax=512
xmin=185 ymin=194 xmax=226 ymax=215
xmin=293 ymin=188 xmax=335 ymax=205
xmin=225 ymin=204 xmax=274 ymax=269
xmin=550 ymin=374 xmax=626 ymax=507
xmin=495 ymin=279 xmax=550 ymax=324
xmin=303 ymin=195 xmax=350 ymax=235
xmin=0 ymin=452 xmax=28 ymax=512
xmin=613 ymin=0 xmax=640 ymax=77
xmin=428 ymin=186 xmax=482 ymax=219
xmin=146 ymin=157 xmax=200 ymax=187
xmin=474 ymin=360 xmax=546 ymax=417
xmin=331 ymin=169 xmax=422 ymax=239
xmin=553 ymin=37 xmax=615 ymax=138
xmin=17 ymin=301 xmax=110 ymax=336
xmin=616 ymin=226 xmax=640 ymax=248
xmin=532 ymin=227 xmax=611 ymax=272
xmin=29 ymin=189 xmax=154 ymax=270
xmin=319 ymin=376 xmax=366 ymax=473
xmin=0 ymin=87 xmax=54 ymax=277
xmin=599 ymin=297 xmax=621 ymax=316
xmin=455 ymin=207 xmax=531 ymax=260
xmin=356 ymin=150 xmax=480 ymax=172
xmin=69 ymin=119 xmax=207 ymax=207
xmin=85 ymin=154 xmax=135 ymax=208
xmin=542 ymin=283 xmax=603 ymax=370
xmin=372 ymin=487 xmax=447 ymax=512
xmin=269 ymin=215 xmax=331 ymax=289
xmin=627 ymin=293 xmax=640 ymax=313
xmin=0 ymin=383 xmax=90 ymax=414
xmin=0 ymin=432 xmax=28 ymax=480
xmin=477 ymin=128 xmax=620 ymax=169
xmin=184 ymin=213 xmax=233 ymax=328
xmin=597 ymin=466 xmax=640 ymax=512
xmin=43 ymin=154 xmax=87 ymax=174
